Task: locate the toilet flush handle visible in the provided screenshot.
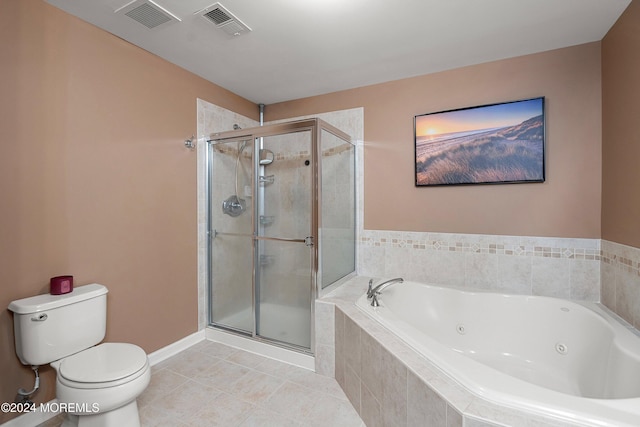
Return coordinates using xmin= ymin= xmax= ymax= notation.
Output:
xmin=31 ymin=313 xmax=47 ymax=322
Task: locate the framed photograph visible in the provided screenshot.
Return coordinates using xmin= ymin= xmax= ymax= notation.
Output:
xmin=414 ymin=97 xmax=545 ymax=186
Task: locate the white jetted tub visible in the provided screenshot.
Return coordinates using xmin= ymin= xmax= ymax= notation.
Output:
xmin=356 ymin=280 xmax=640 ymax=426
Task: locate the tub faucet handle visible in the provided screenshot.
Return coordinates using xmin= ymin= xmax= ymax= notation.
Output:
xmin=371 ymin=293 xmax=381 ymax=307
xmin=367 ymin=279 xmax=374 ymax=299
xmin=367 ymin=277 xmax=404 ymax=304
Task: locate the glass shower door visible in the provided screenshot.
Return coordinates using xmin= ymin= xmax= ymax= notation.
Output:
xmin=209 ymin=138 xmax=254 ymax=334
xmin=255 ymin=130 xmax=314 ymax=349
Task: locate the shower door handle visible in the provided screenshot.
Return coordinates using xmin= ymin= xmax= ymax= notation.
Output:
xmin=210 ymin=231 xmax=312 ymax=245
xmin=208 ymin=230 xmax=253 ymax=240
xmin=254 ymin=236 xmax=308 ymax=244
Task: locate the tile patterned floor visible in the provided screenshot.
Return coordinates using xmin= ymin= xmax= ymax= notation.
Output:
xmin=38 ymin=340 xmax=364 ymax=427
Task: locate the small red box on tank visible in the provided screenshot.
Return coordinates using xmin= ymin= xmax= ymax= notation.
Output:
xmin=50 ymin=275 xmax=73 ymax=295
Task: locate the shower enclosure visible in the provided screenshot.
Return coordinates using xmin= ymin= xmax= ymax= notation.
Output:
xmin=207 ymin=118 xmax=355 ymax=354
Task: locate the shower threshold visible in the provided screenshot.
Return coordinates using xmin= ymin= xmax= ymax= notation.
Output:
xmin=207 ymin=302 xmax=315 ymax=370
xmin=205 ymin=326 xmax=315 ymax=371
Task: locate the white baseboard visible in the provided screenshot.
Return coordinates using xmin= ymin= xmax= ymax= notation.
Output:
xmin=147 ymin=330 xmax=205 ymax=366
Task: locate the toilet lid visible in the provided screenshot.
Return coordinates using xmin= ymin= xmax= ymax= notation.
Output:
xmin=59 ymin=343 xmax=148 ymax=383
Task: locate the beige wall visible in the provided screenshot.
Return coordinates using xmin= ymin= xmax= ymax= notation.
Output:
xmin=267 ymin=43 xmax=603 ymax=239
xmin=602 ymin=0 xmax=640 ymax=249
xmin=0 ymin=0 xmax=256 ymax=420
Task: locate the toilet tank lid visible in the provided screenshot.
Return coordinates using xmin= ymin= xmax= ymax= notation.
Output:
xmin=8 ymin=284 xmax=108 ymax=314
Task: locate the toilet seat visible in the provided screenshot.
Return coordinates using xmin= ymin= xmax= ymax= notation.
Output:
xmin=55 ymin=343 xmax=149 ymax=389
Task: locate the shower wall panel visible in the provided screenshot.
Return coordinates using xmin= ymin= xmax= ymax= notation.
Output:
xmin=320 ymin=130 xmax=356 ymax=288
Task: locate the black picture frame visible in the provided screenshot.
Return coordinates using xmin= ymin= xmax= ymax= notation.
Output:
xmin=414 ymin=97 xmax=545 ymax=187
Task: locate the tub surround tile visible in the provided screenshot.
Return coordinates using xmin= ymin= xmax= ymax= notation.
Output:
xmin=413 ymin=249 xmax=466 ymax=288
xmin=314 ymin=343 xmax=335 ymax=377
xmin=360 ymin=383 xmax=383 ymax=427
xmin=360 ymin=330 xmax=383 ymax=401
xmin=496 ymin=254 xmax=532 ymax=294
xmin=315 ymin=300 xmax=336 ymax=376
xmin=531 ymin=257 xmax=571 ymax=298
xmin=407 ymin=370 xmax=446 ymax=426
xmin=601 ymin=240 xmax=640 ymax=328
xmin=315 ymin=301 xmax=335 ymax=346
xmin=569 ymin=259 xmax=600 ymax=301
xmin=344 ymin=315 xmax=362 ymax=377
xmin=380 ymin=345 xmax=408 ymax=427
xmin=600 ymin=261 xmax=616 ymax=310
xmin=359 ymin=230 xmax=601 ymax=302
xmin=463 ymin=418 xmax=503 ymax=427
xmin=447 ymin=407 xmax=464 ymax=427
xmin=616 ymin=271 xmax=640 ymax=328
xmin=335 ymin=306 xmax=346 ymax=388
xmin=465 ymin=252 xmax=499 ymax=290
xmin=325 ymin=276 xmax=607 ymax=427
xmin=358 ymin=245 xmax=386 ymax=277
xmin=343 ymin=363 xmax=362 ymax=413
xmin=464 ymin=399 xmax=585 ymax=427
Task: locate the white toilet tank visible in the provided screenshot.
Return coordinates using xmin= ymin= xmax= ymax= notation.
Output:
xmin=8 ymin=284 xmax=108 ymax=366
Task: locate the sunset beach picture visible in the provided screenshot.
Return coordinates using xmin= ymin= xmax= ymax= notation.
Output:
xmin=414 ymin=97 xmax=545 ymax=186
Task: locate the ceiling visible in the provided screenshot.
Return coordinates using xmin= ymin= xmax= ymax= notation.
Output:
xmin=45 ymin=0 xmax=630 ymax=105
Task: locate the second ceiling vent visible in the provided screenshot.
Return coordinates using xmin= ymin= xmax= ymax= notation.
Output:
xmin=199 ymin=3 xmax=251 ymax=37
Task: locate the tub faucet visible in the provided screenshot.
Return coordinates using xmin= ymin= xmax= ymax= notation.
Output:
xmin=367 ymin=277 xmax=404 ymax=307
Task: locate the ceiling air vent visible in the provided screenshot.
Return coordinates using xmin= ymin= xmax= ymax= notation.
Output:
xmin=199 ymin=3 xmax=251 ymax=37
xmin=115 ymin=0 xmax=181 ymax=30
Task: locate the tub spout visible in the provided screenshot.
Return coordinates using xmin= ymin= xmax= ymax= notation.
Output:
xmin=367 ymin=277 xmax=404 ymax=306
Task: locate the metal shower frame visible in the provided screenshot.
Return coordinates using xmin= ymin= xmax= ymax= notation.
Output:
xmin=205 ymin=118 xmax=355 ymax=355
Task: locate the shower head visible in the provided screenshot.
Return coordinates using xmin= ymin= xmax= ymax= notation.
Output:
xmin=222 ymin=139 xmax=248 ymax=217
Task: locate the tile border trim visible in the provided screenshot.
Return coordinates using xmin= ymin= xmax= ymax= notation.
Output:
xmin=360 ymin=230 xmax=601 ymax=260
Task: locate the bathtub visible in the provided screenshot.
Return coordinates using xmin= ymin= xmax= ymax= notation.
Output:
xmin=356 ymin=280 xmax=640 ymax=426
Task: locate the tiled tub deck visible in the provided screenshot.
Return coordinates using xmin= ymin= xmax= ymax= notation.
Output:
xmin=318 ymin=277 xmax=627 ymax=427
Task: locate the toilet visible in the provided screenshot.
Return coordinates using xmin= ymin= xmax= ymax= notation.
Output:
xmin=8 ymin=283 xmax=150 ymax=427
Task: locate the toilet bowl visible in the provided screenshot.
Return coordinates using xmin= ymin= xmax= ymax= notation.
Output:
xmin=8 ymin=284 xmax=150 ymax=427
xmin=51 ymin=343 xmax=151 ymax=426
